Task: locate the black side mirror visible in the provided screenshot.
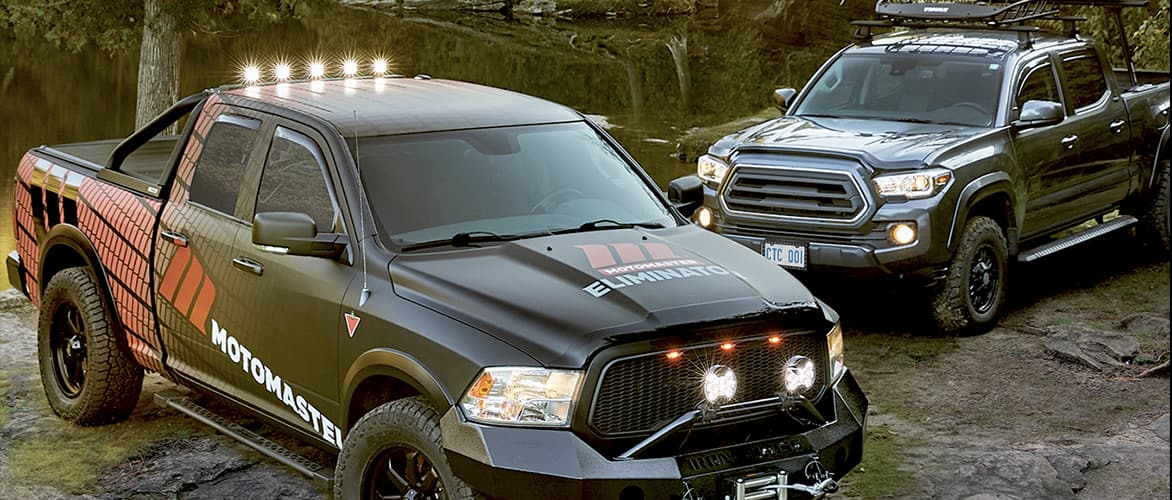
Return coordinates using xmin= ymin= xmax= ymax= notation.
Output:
xmin=668 ymin=176 xmax=704 ymax=217
xmin=773 ymin=88 xmax=797 ymax=113
xmin=1013 ymin=100 xmax=1064 ymax=129
xmin=253 ymin=212 xmax=347 ymax=259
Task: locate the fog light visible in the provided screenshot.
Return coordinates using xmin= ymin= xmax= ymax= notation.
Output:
xmin=703 ymin=365 xmax=736 ymax=404
xmin=783 ymin=355 xmax=816 ymax=394
xmin=697 ymin=207 xmax=713 ymax=228
xmin=889 ymin=223 xmax=917 ymax=245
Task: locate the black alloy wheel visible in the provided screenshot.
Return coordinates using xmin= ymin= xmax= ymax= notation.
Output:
xmin=968 ymin=245 xmax=1001 ymax=314
xmin=49 ymin=302 xmax=88 ymax=398
xmin=366 ymin=445 xmax=446 ymax=500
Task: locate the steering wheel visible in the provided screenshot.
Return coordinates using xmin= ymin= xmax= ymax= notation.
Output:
xmin=529 ymin=188 xmax=584 ymax=214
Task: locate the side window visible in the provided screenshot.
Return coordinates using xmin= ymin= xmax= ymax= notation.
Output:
xmin=1017 ymin=63 xmax=1060 ymax=109
xmin=256 ymin=127 xmax=337 ymax=232
xmin=189 ymin=115 xmax=260 ymax=215
xmin=1061 ymin=53 xmax=1108 ymax=111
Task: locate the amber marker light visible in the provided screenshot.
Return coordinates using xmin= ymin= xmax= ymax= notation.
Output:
xmin=768 ymin=336 xmax=782 ymax=345
xmin=666 ymin=351 xmax=682 ymax=360
xmin=720 ymin=342 xmax=735 ymax=351
xmin=469 ymin=371 xmax=495 ymax=398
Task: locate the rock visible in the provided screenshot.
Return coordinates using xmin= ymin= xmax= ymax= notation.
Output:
xmin=1120 ymin=314 xmax=1170 ymax=336
xmin=937 ymin=452 xmax=1078 ymax=500
xmin=1151 ymin=414 xmax=1170 ymax=443
xmin=515 ymin=0 xmax=558 ymax=14
xmin=1043 ymin=323 xmax=1140 ymax=370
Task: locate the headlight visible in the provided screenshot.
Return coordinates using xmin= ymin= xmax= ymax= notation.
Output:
xmin=827 ymin=322 xmax=845 ymax=381
xmin=873 ymin=168 xmax=952 ymax=199
xmin=460 ymin=367 xmax=582 ymax=427
xmin=697 ymin=155 xmax=729 ymax=185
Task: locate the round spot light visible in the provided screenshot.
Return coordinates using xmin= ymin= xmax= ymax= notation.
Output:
xmin=783 ymin=355 xmax=816 ymax=395
xmin=703 ymin=365 xmax=737 ymax=405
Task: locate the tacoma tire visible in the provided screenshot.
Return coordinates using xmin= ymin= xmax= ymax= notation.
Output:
xmin=1138 ymin=160 xmax=1170 ymax=255
xmin=335 ymin=396 xmax=477 ymax=500
xmin=37 ymin=267 xmax=143 ymax=424
xmin=931 ymin=216 xmax=1008 ymax=334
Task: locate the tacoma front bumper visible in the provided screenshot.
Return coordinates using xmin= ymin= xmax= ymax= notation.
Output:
xmin=441 ymin=370 xmax=867 ymax=500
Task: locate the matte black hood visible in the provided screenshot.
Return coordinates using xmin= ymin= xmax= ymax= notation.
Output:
xmin=729 ymin=116 xmax=989 ymax=169
xmin=389 ymin=225 xmax=824 ymax=367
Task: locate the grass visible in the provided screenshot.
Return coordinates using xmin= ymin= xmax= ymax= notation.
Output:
xmin=838 ymin=425 xmax=919 ymax=499
xmin=4 ymin=395 xmax=194 ymax=494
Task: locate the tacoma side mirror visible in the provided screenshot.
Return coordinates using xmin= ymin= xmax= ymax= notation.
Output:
xmin=668 ymin=176 xmax=704 ymax=217
xmin=773 ymin=88 xmax=797 ymax=113
xmin=253 ymin=212 xmax=347 ymax=259
xmin=1013 ymin=100 xmax=1064 ymax=129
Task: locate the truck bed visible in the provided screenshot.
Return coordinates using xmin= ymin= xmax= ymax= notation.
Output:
xmin=44 ymin=136 xmax=179 ymax=184
xmin=1115 ymin=68 xmax=1170 ymax=92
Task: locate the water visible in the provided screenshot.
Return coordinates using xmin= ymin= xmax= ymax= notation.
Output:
xmin=0 ymin=0 xmax=870 ymax=287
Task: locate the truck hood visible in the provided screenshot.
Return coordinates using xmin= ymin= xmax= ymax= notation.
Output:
xmin=732 ymin=116 xmax=989 ymax=169
xmin=389 ymin=225 xmax=824 ymax=367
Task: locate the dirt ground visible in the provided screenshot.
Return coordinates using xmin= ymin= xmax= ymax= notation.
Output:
xmin=0 ymin=233 xmax=1167 ymax=499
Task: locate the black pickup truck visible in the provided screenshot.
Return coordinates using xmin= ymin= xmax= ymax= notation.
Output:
xmin=671 ymin=0 xmax=1170 ymax=333
xmin=9 ymin=75 xmax=865 ymax=498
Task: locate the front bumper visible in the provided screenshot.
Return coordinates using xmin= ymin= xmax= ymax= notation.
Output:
xmin=442 ymin=370 xmax=867 ymax=500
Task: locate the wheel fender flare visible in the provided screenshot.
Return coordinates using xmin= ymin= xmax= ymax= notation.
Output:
xmin=342 ymin=349 xmax=453 ymax=430
xmin=946 ymin=172 xmax=1016 ymax=250
xmin=1149 ymin=125 xmax=1171 ymax=190
xmin=37 ymin=224 xmax=118 ymax=312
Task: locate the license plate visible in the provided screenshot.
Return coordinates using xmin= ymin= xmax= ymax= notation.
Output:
xmin=763 ymin=240 xmax=808 ymax=270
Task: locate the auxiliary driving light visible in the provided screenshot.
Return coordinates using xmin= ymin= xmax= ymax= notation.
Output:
xmin=889 ymin=223 xmax=917 ymax=245
xmin=273 ymin=63 xmax=292 ymax=81
xmin=697 ymin=207 xmax=713 ymax=228
xmin=703 ymin=365 xmax=737 ymax=404
xmin=342 ymin=59 xmax=360 ymax=77
xmin=372 ymin=58 xmax=389 ymax=76
xmin=308 ymin=61 xmax=327 ymax=79
xmin=242 ymin=65 xmax=261 ymax=84
xmin=783 ymin=355 xmax=816 ymax=394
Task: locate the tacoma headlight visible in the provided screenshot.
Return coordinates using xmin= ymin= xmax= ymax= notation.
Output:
xmin=873 ymin=168 xmax=952 ymax=199
xmin=460 ymin=367 xmax=582 ymax=427
xmin=697 ymin=155 xmax=729 ymax=185
xmin=827 ymin=322 xmax=845 ymax=381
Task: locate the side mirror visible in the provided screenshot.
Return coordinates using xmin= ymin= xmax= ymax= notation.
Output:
xmin=253 ymin=212 xmax=347 ymax=259
xmin=1013 ymin=100 xmax=1064 ymax=129
xmin=773 ymin=88 xmax=797 ymax=113
xmin=668 ymin=175 xmax=704 ymax=217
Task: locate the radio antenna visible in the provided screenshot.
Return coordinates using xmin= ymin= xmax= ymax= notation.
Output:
xmin=353 ymin=110 xmax=372 ymax=306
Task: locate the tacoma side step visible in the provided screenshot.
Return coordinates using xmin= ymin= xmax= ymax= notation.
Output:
xmin=154 ymin=389 xmax=334 ymax=489
xmin=1017 ymin=215 xmax=1137 ymax=263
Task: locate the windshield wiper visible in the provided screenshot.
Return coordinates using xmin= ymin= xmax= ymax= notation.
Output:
xmin=401 ymin=231 xmax=520 ymax=251
xmin=553 ymin=219 xmax=668 ymax=235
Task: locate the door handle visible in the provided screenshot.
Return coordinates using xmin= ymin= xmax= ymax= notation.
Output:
xmin=1109 ymin=119 xmax=1126 ymax=134
xmin=160 ymin=230 xmax=188 ymax=247
xmin=1060 ymin=135 xmax=1079 ymax=150
xmin=232 ymin=257 xmax=264 ymax=276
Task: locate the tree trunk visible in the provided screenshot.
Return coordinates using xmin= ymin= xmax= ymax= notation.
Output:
xmin=135 ymin=0 xmax=180 ymax=133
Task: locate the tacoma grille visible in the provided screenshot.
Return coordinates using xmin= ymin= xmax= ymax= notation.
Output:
xmin=589 ymin=333 xmax=828 ymax=436
xmin=722 ymin=166 xmax=866 ymax=222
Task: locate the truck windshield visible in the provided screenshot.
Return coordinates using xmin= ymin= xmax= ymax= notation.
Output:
xmin=793 ymin=53 xmax=1003 ymax=127
xmin=357 ymin=122 xmax=676 ymax=247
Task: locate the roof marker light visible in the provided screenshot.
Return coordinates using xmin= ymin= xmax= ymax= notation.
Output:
xmin=242 ymin=65 xmax=261 ymax=84
xmin=308 ymin=61 xmax=327 ymax=79
xmin=273 ymin=63 xmax=292 ymax=81
xmin=372 ymin=58 xmax=388 ymax=76
xmin=342 ymin=59 xmax=359 ymax=77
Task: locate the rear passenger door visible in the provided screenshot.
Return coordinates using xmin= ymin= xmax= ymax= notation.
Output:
xmin=155 ymin=109 xmax=265 ymax=390
xmin=1016 ymin=56 xmax=1081 ymax=237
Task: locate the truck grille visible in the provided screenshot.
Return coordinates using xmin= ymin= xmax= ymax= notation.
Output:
xmin=589 ymin=333 xmax=828 ymax=436
xmin=722 ymin=166 xmax=867 ymax=222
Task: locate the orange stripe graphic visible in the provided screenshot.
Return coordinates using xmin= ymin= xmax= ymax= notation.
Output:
xmin=160 ymin=246 xmax=191 ymax=299
xmin=610 ymin=243 xmax=647 ymax=264
xmin=174 ymin=257 xmax=204 ymax=314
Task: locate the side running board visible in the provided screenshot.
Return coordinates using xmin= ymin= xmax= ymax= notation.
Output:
xmin=154 ymin=389 xmax=334 ymax=489
xmin=1017 ymin=215 xmax=1137 ymax=263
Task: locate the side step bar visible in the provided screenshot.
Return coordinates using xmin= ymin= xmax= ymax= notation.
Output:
xmin=1017 ymin=215 xmax=1137 ymax=263
xmin=154 ymin=389 xmax=334 ymax=489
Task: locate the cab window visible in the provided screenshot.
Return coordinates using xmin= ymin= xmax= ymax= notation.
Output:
xmin=1016 ymin=62 xmax=1061 ymax=110
xmin=189 ymin=115 xmax=260 ymax=216
xmin=1061 ymin=53 xmax=1108 ymax=111
xmin=255 ymin=127 xmax=338 ymax=232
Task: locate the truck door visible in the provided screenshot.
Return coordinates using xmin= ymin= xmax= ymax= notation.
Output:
xmin=1016 ymin=56 xmax=1081 ymax=238
xmin=224 ymin=121 xmax=353 ymax=445
xmin=155 ymin=109 xmax=265 ymax=391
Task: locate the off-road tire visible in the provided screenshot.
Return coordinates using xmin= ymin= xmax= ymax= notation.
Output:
xmin=931 ymin=216 xmax=1009 ymax=335
xmin=37 ymin=267 xmax=143 ymax=425
xmin=1137 ymin=160 xmax=1170 ymax=255
xmin=335 ymin=396 xmax=477 ymax=500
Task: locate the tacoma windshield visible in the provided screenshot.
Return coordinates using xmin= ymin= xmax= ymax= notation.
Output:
xmin=357 ymin=122 xmax=676 ymax=247
xmin=793 ymin=53 xmax=1003 ymax=127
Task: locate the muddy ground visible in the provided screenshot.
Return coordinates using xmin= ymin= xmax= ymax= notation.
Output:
xmin=0 ymin=232 xmax=1167 ymax=499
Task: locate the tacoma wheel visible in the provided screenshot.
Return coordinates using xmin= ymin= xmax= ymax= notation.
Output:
xmin=37 ymin=267 xmax=143 ymax=424
xmin=931 ymin=216 xmax=1008 ymax=334
xmin=335 ymin=396 xmax=476 ymax=500
xmin=1137 ymin=159 xmax=1170 ymax=255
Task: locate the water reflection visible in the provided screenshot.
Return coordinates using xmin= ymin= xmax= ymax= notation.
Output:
xmin=0 ymin=0 xmax=869 ymax=287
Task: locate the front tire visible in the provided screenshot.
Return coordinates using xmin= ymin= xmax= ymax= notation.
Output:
xmin=335 ymin=396 xmax=476 ymax=500
xmin=37 ymin=267 xmax=143 ymax=425
xmin=931 ymin=216 xmax=1009 ymax=334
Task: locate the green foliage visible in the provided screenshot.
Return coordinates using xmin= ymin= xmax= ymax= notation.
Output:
xmin=1075 ymin=0 xmax=1169 ymax=70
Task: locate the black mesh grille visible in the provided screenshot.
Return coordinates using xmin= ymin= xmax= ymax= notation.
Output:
xmin=589 ymin=333 xmax=828 ymax=436
xmin=723 ymin=167 xmax=865 ymax=220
